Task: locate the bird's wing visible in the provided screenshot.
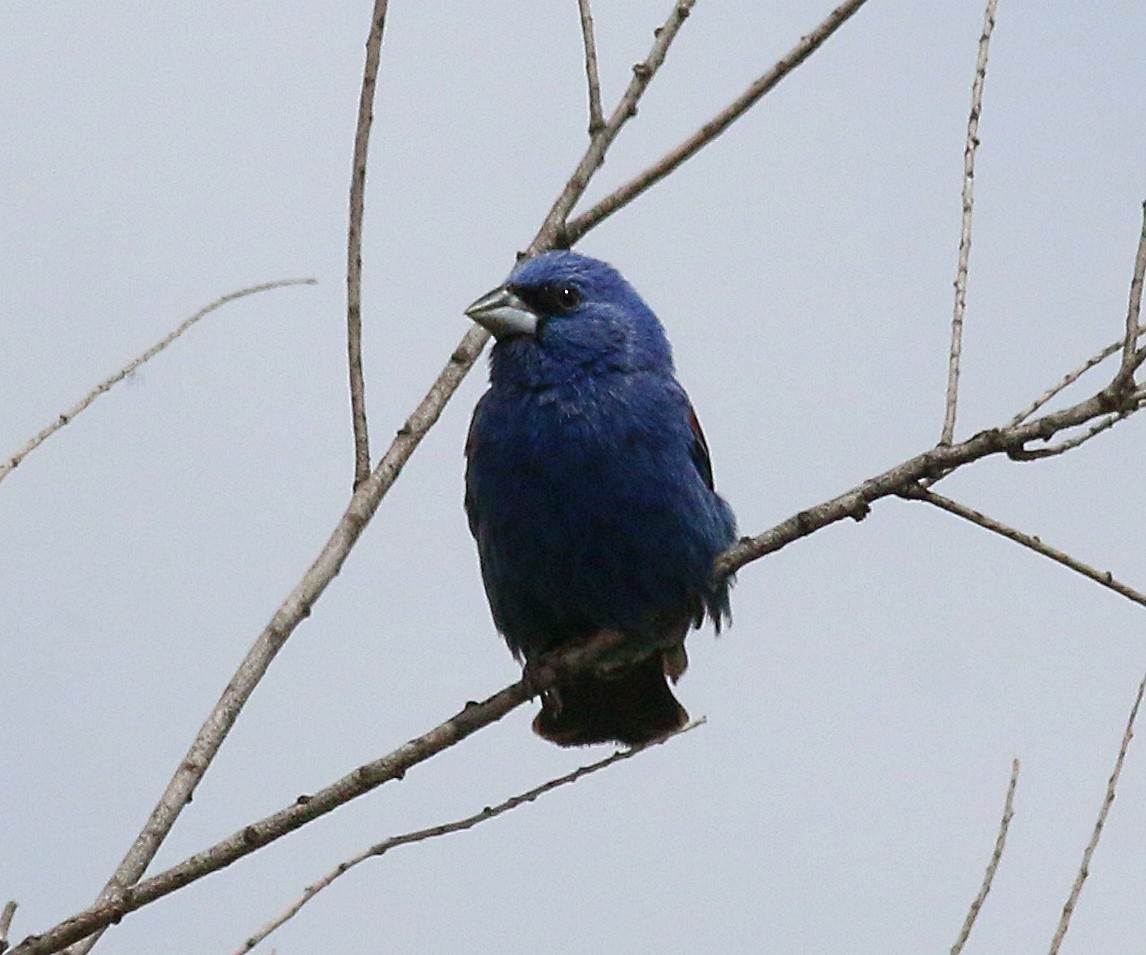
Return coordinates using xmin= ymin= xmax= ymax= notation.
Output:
xmin=463 ymin=395 xmax=487 ymax=539
xmin=686 ymin=401 xmax=716 ymax=491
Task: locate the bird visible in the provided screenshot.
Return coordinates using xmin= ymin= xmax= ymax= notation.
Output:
xmin=463 ymin=250 xmax=736 ymax=747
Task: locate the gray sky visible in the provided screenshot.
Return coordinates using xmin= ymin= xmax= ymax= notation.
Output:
xmin=4 ymin=1 xmax=1146 ymax=952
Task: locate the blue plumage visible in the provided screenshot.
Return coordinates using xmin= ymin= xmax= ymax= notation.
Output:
xmin=465 ymin=251 xmax=736 ymax=746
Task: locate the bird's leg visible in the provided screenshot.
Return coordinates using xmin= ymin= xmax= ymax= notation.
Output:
xmin=522 ymin=657 xmax=559 ymax=704
xmin=663 ymin=645 xmax=688 ymax=684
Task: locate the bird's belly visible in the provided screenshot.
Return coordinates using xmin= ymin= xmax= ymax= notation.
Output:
xmin=475 ymin=434 xmax=700 ymax=656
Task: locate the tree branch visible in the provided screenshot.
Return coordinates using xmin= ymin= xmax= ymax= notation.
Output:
xmin=576 ymin=0 xmax=605 ymax=136
xmin=715 ymin=382 xmax=1130 ymax=579
xmin=7 ymin=633 xmax=639 ymax=955
xmin=530 ymin=0 xmax=699 ymax=253
xmin=1048 ymin=673 xmax=1146 ymax=955
xmin=942 ymin=0 xmax=999 ymax=445
xmin=901 ymin=486 xmax=1146 ymax=610
xmin=22 ymin=246 xmax=1146 ymax=953
xmin=0 ymin=902 xmax=18 ymax=955
xmin=564 ymin=0 xmax=872 ymax=243
xmin=1115 ymin=201 xmax=1146 ymax=389
xmin=234 ymin=720 xmax=703 ymax=954
xmin=346 ymin=0 xmax=391 ymax=490
xmin=0 ymin=279 xmax=315 ymax=489
xmin=1007 ymin=401 xmax=1144 ymax=460
xmin=949 ymin=759 xmax=1019 ymax=955
xmin=1009 ymin=329 xmax=1146 ymax=426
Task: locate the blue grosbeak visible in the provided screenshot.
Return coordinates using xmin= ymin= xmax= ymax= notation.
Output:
xmin=465 ymin=251 xmax=736 ymax=746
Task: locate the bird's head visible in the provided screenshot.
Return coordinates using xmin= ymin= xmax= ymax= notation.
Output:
xmin=465 ymin=251 xmax=673 ymax=387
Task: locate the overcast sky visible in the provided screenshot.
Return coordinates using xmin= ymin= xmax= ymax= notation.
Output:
xmin=4 ymin=1 xmax=1146 ymax=952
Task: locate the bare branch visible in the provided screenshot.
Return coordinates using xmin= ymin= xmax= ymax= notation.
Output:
xmin=577 ymin=0 xmax=605 ymax=136
xmin=902 ymin=486 xmax=1146 ymax=610
xmin=1009 ymin=332 xmax=1146 ymax=426
xmin=1114 ymin=200 xmax=1146 ymax=390
xmin=950 ymin=759 xmax=1019 ymax=955
xmin=1007 ymin=404 xmax=1143 ymax=460
xmin=235 ymin=721 xmax=703 ymax=954
xmin=942 ymin=0 xmax=999 ymax=445
xmin=0 ymin=279 xmax=315 ymax=489
xmin=6 ymin=632 xmax=640 ymax=955
xmin=1048 ymin=673 xmax=1146 ymax=955
xmin=0 ymin=902 xmax=18 ymax=955
xmin=347 ymin=0 xmax=391 ymax=490
xmin=530 ymin=0 xmax=699 ymax=253
xmin=565 ymin=0 xmax=872 ymax=243
xmin=715 ymin=383 xmax=1128 ymax=579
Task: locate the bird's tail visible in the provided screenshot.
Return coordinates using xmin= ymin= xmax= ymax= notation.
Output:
xmin=532 ymin=648 xmax=689 ymax=748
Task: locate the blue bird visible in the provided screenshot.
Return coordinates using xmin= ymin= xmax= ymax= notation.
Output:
xmin=464 ymin=251 xmax=736 ymax=746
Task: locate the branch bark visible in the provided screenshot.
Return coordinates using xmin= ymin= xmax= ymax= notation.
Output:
xmin=346 ymin=0 xmax=391 ymax=489
xmin=902 ymin=486 xmax=1146 ymax=610
xmin=7 ymin=634 xmax=637 ymax=955
xmin=0 ymin=902 xmax=18 ymax=955
xmin=942 ymin=0 xmax=999 ymax=445
xmin=1116 ymin=201 xmax=1146 ymax=388
xmin=0 ymin=279 xmax=315 ymax=489
xmin=1048 ymin=674 xmax=1146 ymax=955
xmin=1009 ymin=328 xmax=1146 ymax=426
xmin=234 ymin=721 xmax=702 ymax=954
xmin=715 ymin=384 xmax=1130 ymax=580
xmin=949 ymin=759 xmax=1019 ymax=955
xmin=576 ymin=0 xmax=605 ymax=136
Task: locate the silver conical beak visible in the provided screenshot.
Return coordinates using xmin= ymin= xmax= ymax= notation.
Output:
xmin=465 ymin=287 xmax=538 ymax=339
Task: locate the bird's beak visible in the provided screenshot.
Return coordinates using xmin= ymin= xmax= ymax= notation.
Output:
xmin=465 ymin=286 xmax=538 ymax=339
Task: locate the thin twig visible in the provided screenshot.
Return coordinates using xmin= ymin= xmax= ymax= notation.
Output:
xmin=1009 ymin=329 xmax=1146 ymax=426
xmin=0 ymin=279 xmax=315 ymax=489
xmin=902 ymin=486 xmax=1146 ymax=610
xmin=0 ymin=902 xmax=18 ymax=955
xmin=1048 ymin=673 xmax=1146 ymax=955
xmin=576 ymin=0 xmax=605 ymax=136
xmin=234 ymin=720 xmax=704 ymax=954
xmin=942 ymin=0 xmax=999 ymax=445
xmin=346 ymin=0 xmax=391 ymax=490
xmin=1007 ymin=403 xmax=1143 ymax=460
xmin=949 ymin=759 xmax=1019 ymax=955
xmin=564 ymin=0 xmax=872 ymax=243
xmin=1115 ymin=201 xmax=1146 ymax=389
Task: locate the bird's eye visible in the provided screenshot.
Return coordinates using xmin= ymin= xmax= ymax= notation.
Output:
xmin=555 ymin=285 xmax=581 ymax=311
xmin=510 ymin=281 xmax=582 ymax=318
